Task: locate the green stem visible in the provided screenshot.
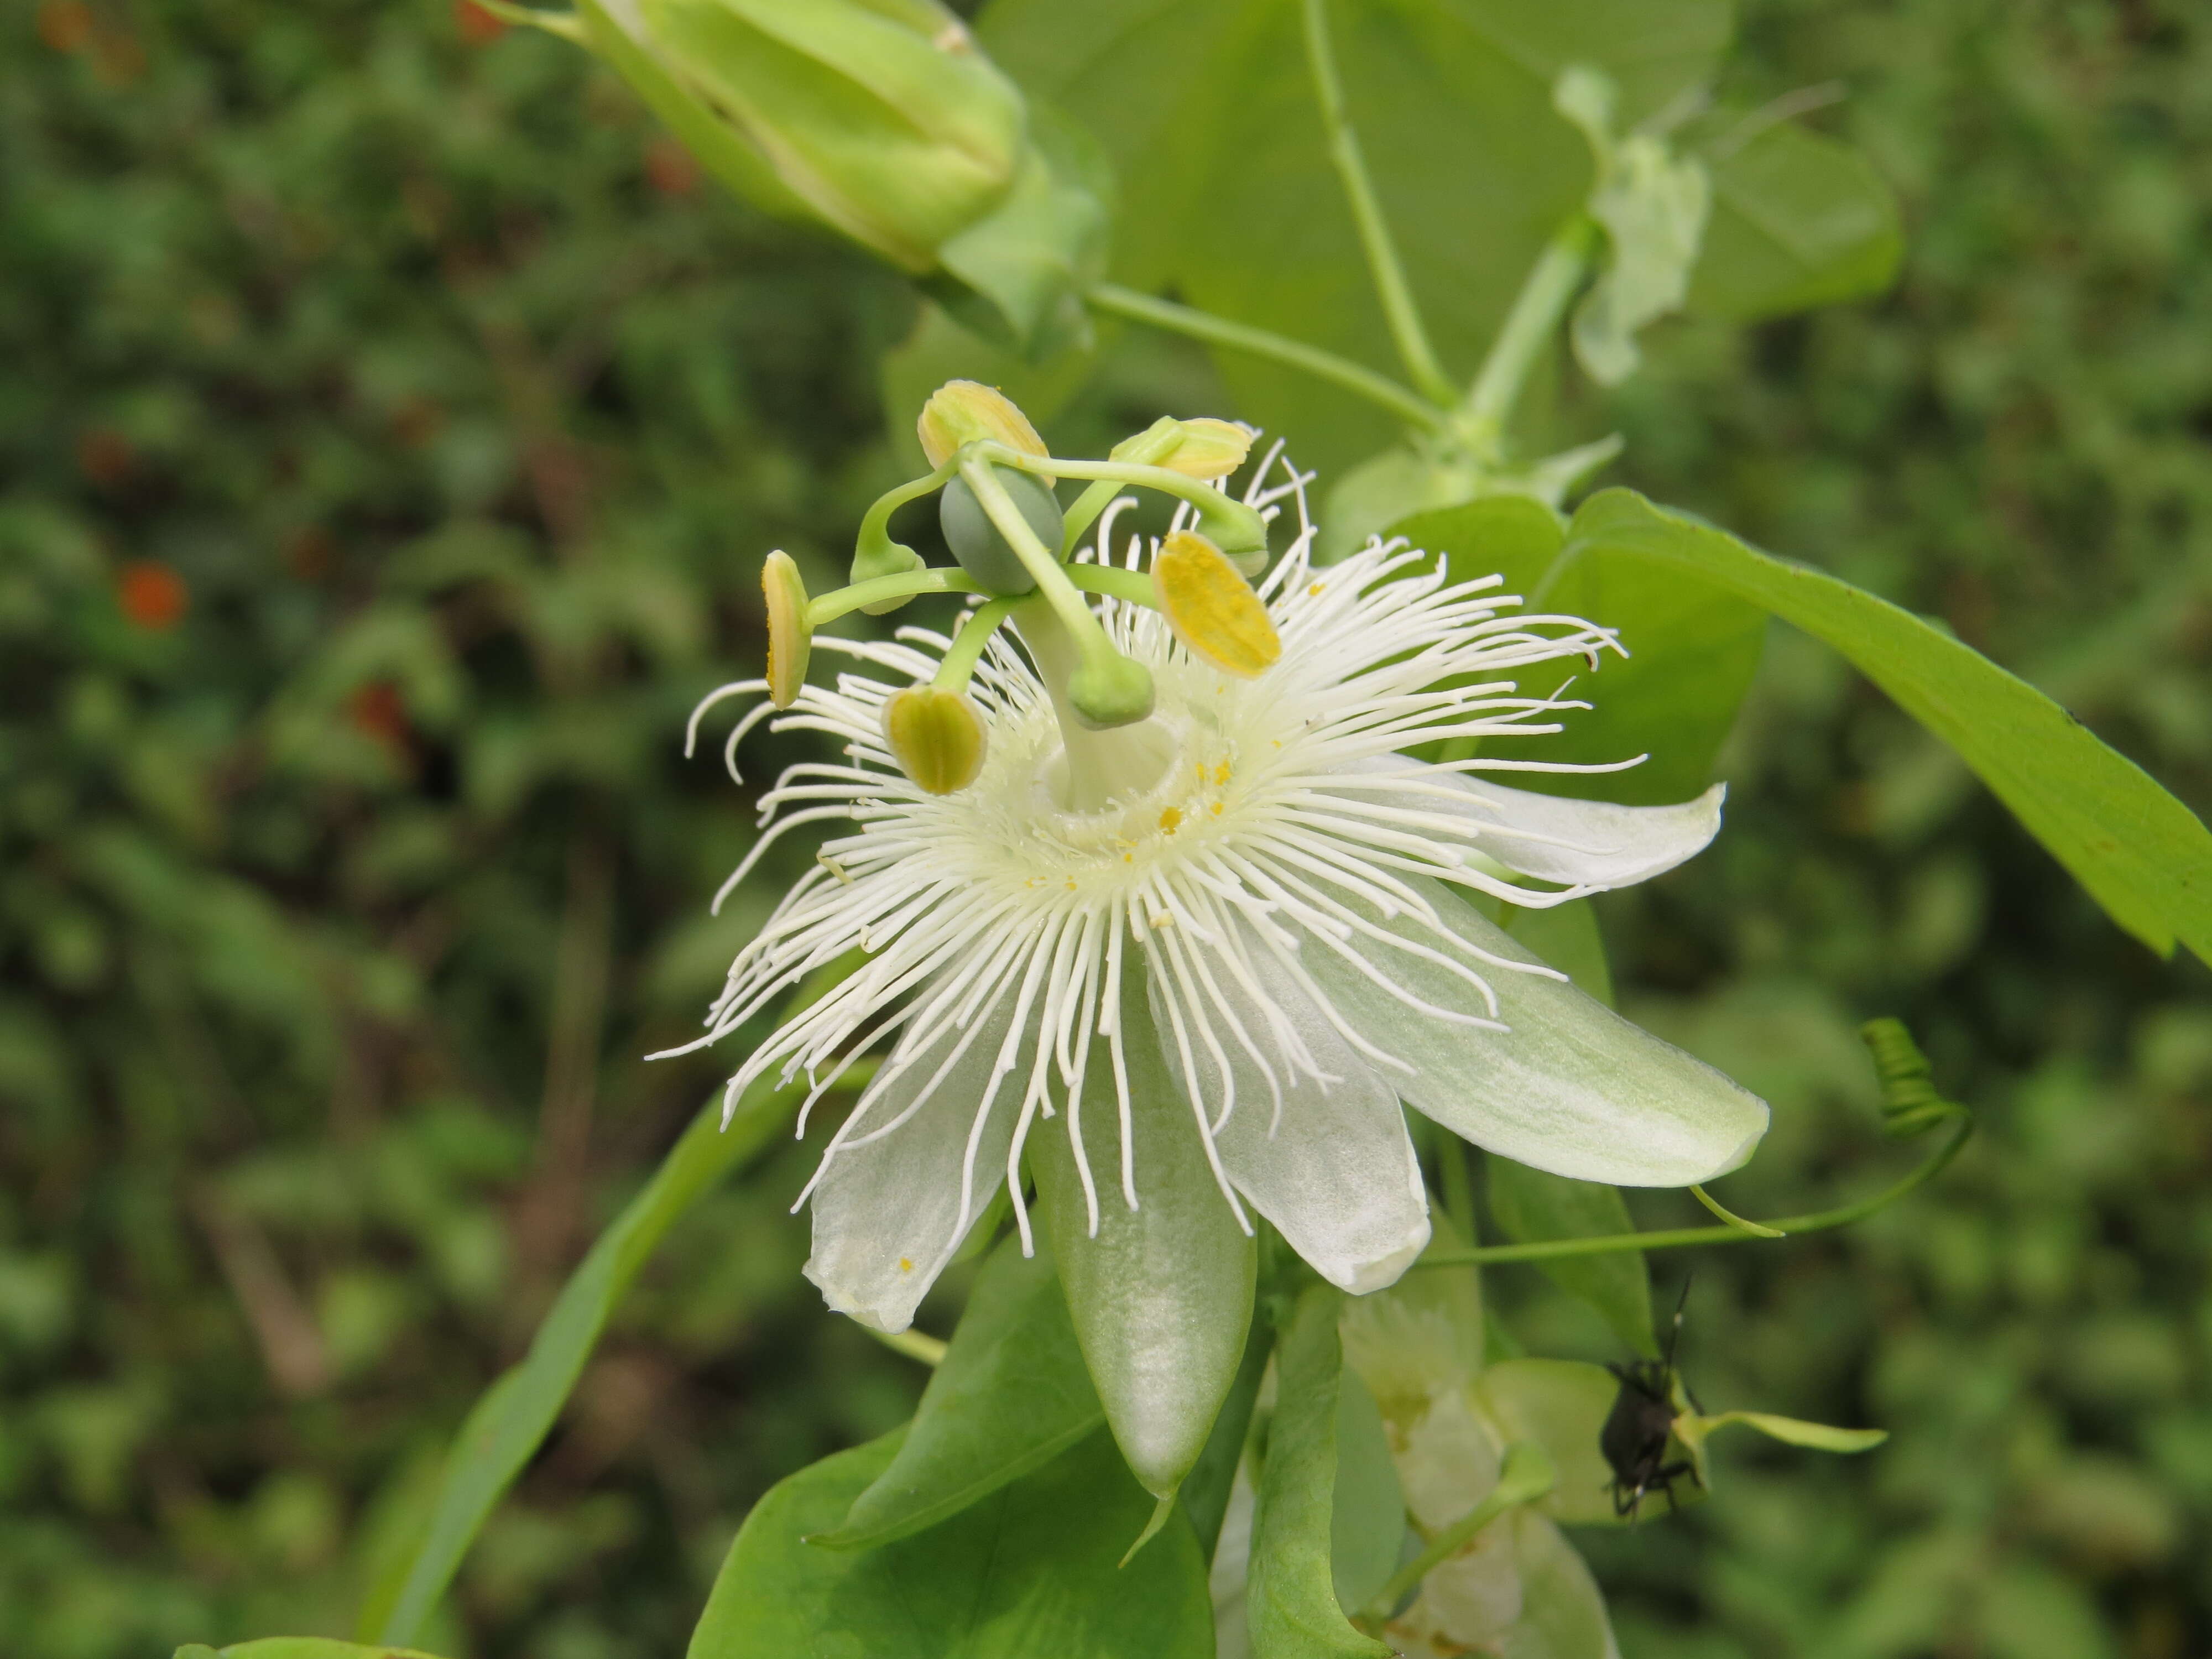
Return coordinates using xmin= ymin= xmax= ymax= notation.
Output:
xmin=931 ymin=597 xmax=1019 ymax=691
xmin=1357 ymin=1442 xmax=1556 ymax=1629
xmin=958 ymin=456 xmax=1121 ymax=676
xmin=1412 ymin=1119 xmax=1974 ymax=1271
xmin=806 ymin=566 xmax=980 ymax=628
xmin=1691 ymin=1183 xmax=1785 ymax=1238
xmin=1063 ymin=565 xmax=1157 ymax=607
xmin=1459 ymin=215 xmax=1600 ymax=456
xmin=1087 ymin=283 xmax=1447 ymax=434
xmin=865 ymin=1327 xmax=947 ymax=1366
xmin=1300 ymin=0 xmax=1458 ymax=406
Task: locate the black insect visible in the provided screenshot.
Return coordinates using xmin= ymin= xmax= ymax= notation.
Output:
xmin=1600 ymin=1283 xmax=1703 ymax=1520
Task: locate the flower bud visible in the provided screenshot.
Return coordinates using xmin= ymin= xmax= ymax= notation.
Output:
xmin=938 ymin=468 xmax=1062 ymax=596
xmin=917 ymin=380 xmax=1053 ymax=482
xmin=763 ymin=549 xmax=811 ymax=707
xmin=576 ymin=0 xmax=1026 ymax=274
xmin=1110 ymin=416 xmax=1253 ymax=480
xmin=882 ymin=684 xmax=988 ymax=795
xmin=1152 ymin=530 xmax=1280 ymax=679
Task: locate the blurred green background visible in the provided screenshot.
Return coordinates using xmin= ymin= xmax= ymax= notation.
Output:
xmin=3 ymin=1 xmax=2208 ymax=1656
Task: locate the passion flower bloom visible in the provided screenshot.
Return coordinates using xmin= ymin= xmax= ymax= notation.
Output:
xmin=671 ymin=436 xmax=1766 ymax=1337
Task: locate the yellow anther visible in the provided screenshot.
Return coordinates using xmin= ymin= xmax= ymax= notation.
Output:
xmin=882 ymin=685 xmax=988 ymax=795
xmin=764 ymin=550 xmax=811 ymax=708
xmin=917 ymin=380 xmax=1053 ymax=483
xmin=898 ymin=1256 xmax=915 ymax=1272
xmin=1209 ymin=802 xmax=1224 ymax=817
xmin=1214 ymin=761 xmax=1232 ymax=785
xmin=1159 ymin=806 xmax=1182 ymax=834
xmin=1308 ymin=581 xmax=1326 ymax=596
xmin=1112 ymin=415 xmax=1253 ymax=480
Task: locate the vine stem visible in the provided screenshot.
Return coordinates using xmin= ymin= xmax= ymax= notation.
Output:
xmin=1459 ymin=214 xmax=1600 ymax=456
xmin=1086 ymin=284 xmax=1447 ymax=434
xmin=1299 ymin=0 xmax=1458 ymax=406
xmin=1412 ymin=1119 xmax=1974 ymax=1271
xmin=1356 ymin=1442 xmax=1557 ymax=1631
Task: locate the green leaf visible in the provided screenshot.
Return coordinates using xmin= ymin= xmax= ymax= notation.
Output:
xmin=1472 ymin=1358 xmax=1636 ymax=1528
xmin=1691 ymin=119 xmax=1904 ymax=322
xmin=1396 ymin=498 xmax=1770 ymax=807
xmin=1246 ymin=1287 xmax=1391 ymax=1659
xmin=1564 ymin=488 xmax=2212 ymax=964
xmin=983 ymin=0 xmax=1730 ymax=475
xmin=1030 ymin=972 xmax=1257 ymax=1502
xmin=1486 ymin=1155 xmax=1653 ymax=1358
xmin=1329 ymin=1367 xmax=1406 ymax=1618
xmin=688 ymin=1428 xmax=1215 ymax=1658
xmin=362 ymin=967 xmax=859 ymax=1645
xmin=817 ymin=1234 xmax=1103 ymax=1550
xmin=184 ymin=1645 xmax=450 ymax=1659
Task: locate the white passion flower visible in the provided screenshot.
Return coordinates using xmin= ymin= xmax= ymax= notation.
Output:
xmin=668 ymin=428 xmax=1770 ymax=1351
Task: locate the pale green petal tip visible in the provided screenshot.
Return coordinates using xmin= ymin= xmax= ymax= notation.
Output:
xmin=1119 ymin=1492 xmax=1178 ymax=1566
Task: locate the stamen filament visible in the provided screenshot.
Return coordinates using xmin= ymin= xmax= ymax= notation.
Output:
xmin=807 ymin=566 xmax=983 ymax=628
xmin=932 ymin=597 xmax=1020 ymax=692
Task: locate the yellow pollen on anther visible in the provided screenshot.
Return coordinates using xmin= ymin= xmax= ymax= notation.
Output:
xmin=898 ymin=1256 xmax=914 ymax=1272
xmin=1159 ymin=806 xmax=1182 ymax=833
xmin=1153 ymin=529 xmax=1282 ymax=678
xmin=1210 ymin=802 xmax=1224 ymax=816
xmin=1214 ymin=761 xmax=1232 ymax=785
xmin=1308 ymin=581 xmax=1326 ymax=596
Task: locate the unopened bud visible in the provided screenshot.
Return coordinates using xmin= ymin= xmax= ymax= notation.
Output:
xmin=917 ymin=380 xmax=1053 ymax=482
xmin=582 ymin=0 xmax=1027 ymax=274
xmin=1111 ymin=416 xmax=1253 ymax=480
xmin=1153 ymin=530 xmax=1280 ymax=679
xmin=763 ymin=549 xmax=811 ymax=707
xmin=883 ymin=684 xmax=988 ymax=794
xmin=939 ymin=468 xmax=1061 ymax=596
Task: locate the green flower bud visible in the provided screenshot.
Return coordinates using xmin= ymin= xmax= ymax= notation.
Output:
xmin=939 ymin=468 xmax=1061 ymax=596
xmin=882 ymin=684 xmax=987 ymax=795
xmin=573 ymin=0 xmax=1027 ymax=274
xmin=762 ymin=548 xmax=811 ymax=707
xmin=1068 ymin=651 xmax=1155 ymax=731
xmin=917 ymin=380 xmax=1053 ymax=482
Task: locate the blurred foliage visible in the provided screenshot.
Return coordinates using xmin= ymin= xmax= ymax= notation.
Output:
xmin=1 ymin=1 xmax=2207 ymax=1657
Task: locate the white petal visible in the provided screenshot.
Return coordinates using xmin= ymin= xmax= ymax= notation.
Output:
xmin=802 ymin=982 xmax=1030 ymax=1333
xmin=1150 ymin=935 xmax=1430 ymax=1295
xmin=1306 ymin=877 xmax=1767 ymax=1187
xmin=1332 ymin=759 xmax=1724 ymax=888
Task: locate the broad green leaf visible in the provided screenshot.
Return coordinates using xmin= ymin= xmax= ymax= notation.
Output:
xmin=1247 ymin=1287 xmax=1391 ymax=1659
xmin=1485 ymin=1155 xmax=1652 ymax=1358
xmin=818 ymin=1233 xmax=1103 ymax=1550
xmin=983 ymin=0 xmax=1730 ymax=476
xmin=1691 ymin=119 xmax=1904 ymax=322
xmin=1031 ymin=974 xmax=1257 ymax=1501
xmin=1472 ymin=1358 xmax=1633 ymax=1527
xmin=362 ymin=966 xmax=858 ymax=1646
xmin=1565 ymin=488 xmax=2212 ymax=964
xmin=179 ymin=1645 xmax=449 ymax=1659
xmin=688 ymin=1428 xmax=1215 ymax=1658
xmin=1329 ymin=1368 xmax=1407 ymax=1618
xmin=1396 ymin=499 xmax=1770 ymax=806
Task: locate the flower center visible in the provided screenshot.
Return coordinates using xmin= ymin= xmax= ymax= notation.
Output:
xmin=1032 ymin=711 xmax=1188 ymax=838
